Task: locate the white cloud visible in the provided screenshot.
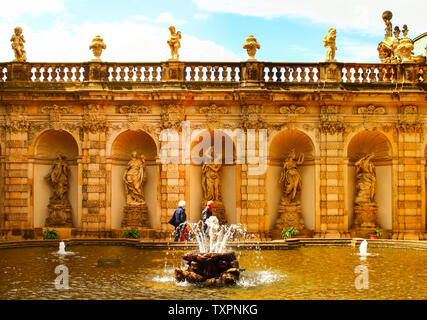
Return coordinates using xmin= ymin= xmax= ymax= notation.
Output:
xmin=194 ymin=13 xmax=210 ymax=20
xmin=0 ymin=18 xmax=239 ymax=62
xmin=0 ymin=0 xmax=66 ymax=20
xmin=192 ymin=0 xmax=427 ymax=37
xmin=136 ymin=12 xmax=187 ymax=25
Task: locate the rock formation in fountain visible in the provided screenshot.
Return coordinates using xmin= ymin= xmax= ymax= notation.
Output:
xmin=174 ymin=216 xmax=243 ymax=286
xmin=174 ymin=251 xmax=240 ymax=287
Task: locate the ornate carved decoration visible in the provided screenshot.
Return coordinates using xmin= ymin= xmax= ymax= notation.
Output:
xmin=319 ymin=105 xmax=345 ymax=134
xmin=118 ymin=104 xmax=152 ymax=114
xmin=240 ymin=104 xmax=267 ymax=130
xmin=279 ymin=105 xmax=306 ymax=114
xmin=357 ymin=105 xmax=385 ymax=115
xmin=395 ymin=120 xmax=423 ymax=133
xmin=199 ymin=104 xmax=229 ymax=130
xmin=160 ymin=103 xmax=185 ymax=129
xmin=402 ymin=105 xmax=418 ymax=114
xmin=3 ymin=115 xmax=30 ymax=133
xmin=243 ymin=35 xmax=260 ymax=61
xmin=41 ymin=104 xmax=72 ymax=114
xmin=81 ymin=113 xmax=109 ymax=133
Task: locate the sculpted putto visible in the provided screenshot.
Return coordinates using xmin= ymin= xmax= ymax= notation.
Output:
xmin=279 ymin=149 xmax=304 ymax=203
xmin=10 ymin=27 xmax=27 ymax=62
xmin=323 ymin=28 xmax=337 ymax=62
xmin=167 ymin=25 xmax=181 ymax=61
xmin=355 ymin=153 xmax=376 ymax=205
xmin=123 ymin=152 xmax=147 ymax=204
xmin=45 ymin=154 xmax=69 ymax=203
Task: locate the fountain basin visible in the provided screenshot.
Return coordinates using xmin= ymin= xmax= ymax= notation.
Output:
xmin=175 ymin=251 xmax=240 ymax=286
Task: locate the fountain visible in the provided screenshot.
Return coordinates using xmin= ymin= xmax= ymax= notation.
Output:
xmin=58 ymin=241 xmax=67 ymax=255
xmin=359 ymin=240 xmax=368 ymax=256
xmin=174 ymin=216 xmax=245 ymax=287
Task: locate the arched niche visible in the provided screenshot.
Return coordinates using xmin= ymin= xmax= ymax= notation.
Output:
xmin=189 ymin=129 xmax=237 ymax=224
xmin=33 ymin=130 xmax=79 ymax=228
xmin=346 ymin=130 xmax=393 ymax=230
xmin=111 ymin=130 xmax=158 ymax=229
xmin=267 ymin=130 xmax=316 ymax=230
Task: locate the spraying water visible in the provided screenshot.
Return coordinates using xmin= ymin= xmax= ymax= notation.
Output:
xmin=359 ymin=240 xmax=368 ymax=256
xmin=58 ymin=241 xmax=67 ymax=255
xmin=187 ymin=216 xmax=246 ymax=253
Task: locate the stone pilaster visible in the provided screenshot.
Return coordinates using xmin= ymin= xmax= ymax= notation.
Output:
xmin=316 ymin=108 xmax=349 ymax=238
xmin=3 ymin=116 xmax=30 ymax=230
xmin=80 ymin=111 xmax=109 ymax=236
xmin=393 ymin=130 xmax=425 ymax=240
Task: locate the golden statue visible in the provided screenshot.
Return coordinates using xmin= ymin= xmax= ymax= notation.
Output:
xmin=323 ymin=28 xmax=337 ymax=62
xmin=89 ymin=35 xmax=107 ymax=62
xmin=123 ymin=152 xmax=147 ymax=204
xmin=355 ymin=153 xmax=376 ymax=205
xmin=167 ymin=25 xmax=181 ymax=61
xmin=243 ymin=35 xmax=260 ymax=61
xmin=279 ymin=149 xmax=304 ymax=203
xmin=202 ymin=148 xmax=222 ymax=202
xmin=10 ymin=27 xmax=26 ymax=62
xmin=45 ymin=154 xmax=69 ymax=203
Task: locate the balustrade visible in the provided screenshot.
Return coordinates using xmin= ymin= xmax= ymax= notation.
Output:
xmin=341 ymin=63 xmax=397 ymax=83
xmin=30 ymin=63 xmax=88 ymax=82
xmin=0 ymin=64 xmax=7 ymax=82
xmin=0 ymin=61 xmax=425 ymax=86
xmin=107 ymin=63 xmax=162 ymax=82
xmin=184 ymin=63 xmax=240 ymax=82
xmin=263 ymin=63 xmax=320 ymax=83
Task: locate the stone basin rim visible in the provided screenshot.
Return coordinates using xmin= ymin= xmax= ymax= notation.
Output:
xmin=0 ymin=238 xmax=426 ymax=251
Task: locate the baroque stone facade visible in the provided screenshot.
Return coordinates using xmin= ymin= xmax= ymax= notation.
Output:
xmin=0 ymin=59 xmax=426 ymax=240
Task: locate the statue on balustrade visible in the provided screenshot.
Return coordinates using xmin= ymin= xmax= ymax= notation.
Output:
xmin=354 ymin=153 xmax=376 ymax=205
xmin=123 ymin=151 xmax=147 ymax=204
xmin=45 ymin=154 xmax=73 ymax=227
xmin=279 ymin=149 xmax=304 ymax=204
xmin=10 ymin=27 xmax=27 ymax=62
xmin=323 ymin=28 xmax=337 ymax=62
xmin=45 ymin=154 xmax=70 ymax=204
xmin=167 ymin=25 xmax=181 ymax=61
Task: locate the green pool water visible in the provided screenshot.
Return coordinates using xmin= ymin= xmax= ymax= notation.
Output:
xmin=0 ymin=245 xmax=425 ymax=300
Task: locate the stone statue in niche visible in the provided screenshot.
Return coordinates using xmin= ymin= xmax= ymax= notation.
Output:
xmin=323 ymin=28 xmax=337 ymax=62
xmin=45 ymin=154 xmax=73 ymax=227
xmin=355 ymin=153 xmax=376 ymax=205
xmin=202 ymin=149 xmax=222 ymax=202
xmin=353 ymin=153 xmax=379 ymax=234
xmin=122 ymin=152 xmax=150 ymax=228
xmin=46 ymin=154 xmax=70 ymax=203
xmin=279 ymin=149 xmax=304 ymax=204
xmin=201 ymin=147 xmax=226 ymax=225
xmin=123 ymin=151 xmax=146 ymax=204
xmin=273 ymin=149 xmax=306 ymax=239
xmin=10 ymin=27 xmax=27 ymax=62
xmin=167 ymin=25 xmax=181 ymax=61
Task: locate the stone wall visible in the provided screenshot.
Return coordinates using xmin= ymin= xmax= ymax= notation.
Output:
xmin=0 ymin=61 xmax=426 ymax=240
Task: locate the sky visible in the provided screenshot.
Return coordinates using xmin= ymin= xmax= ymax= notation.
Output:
xmin=0 ymin=0 xmax=425 ymax=63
